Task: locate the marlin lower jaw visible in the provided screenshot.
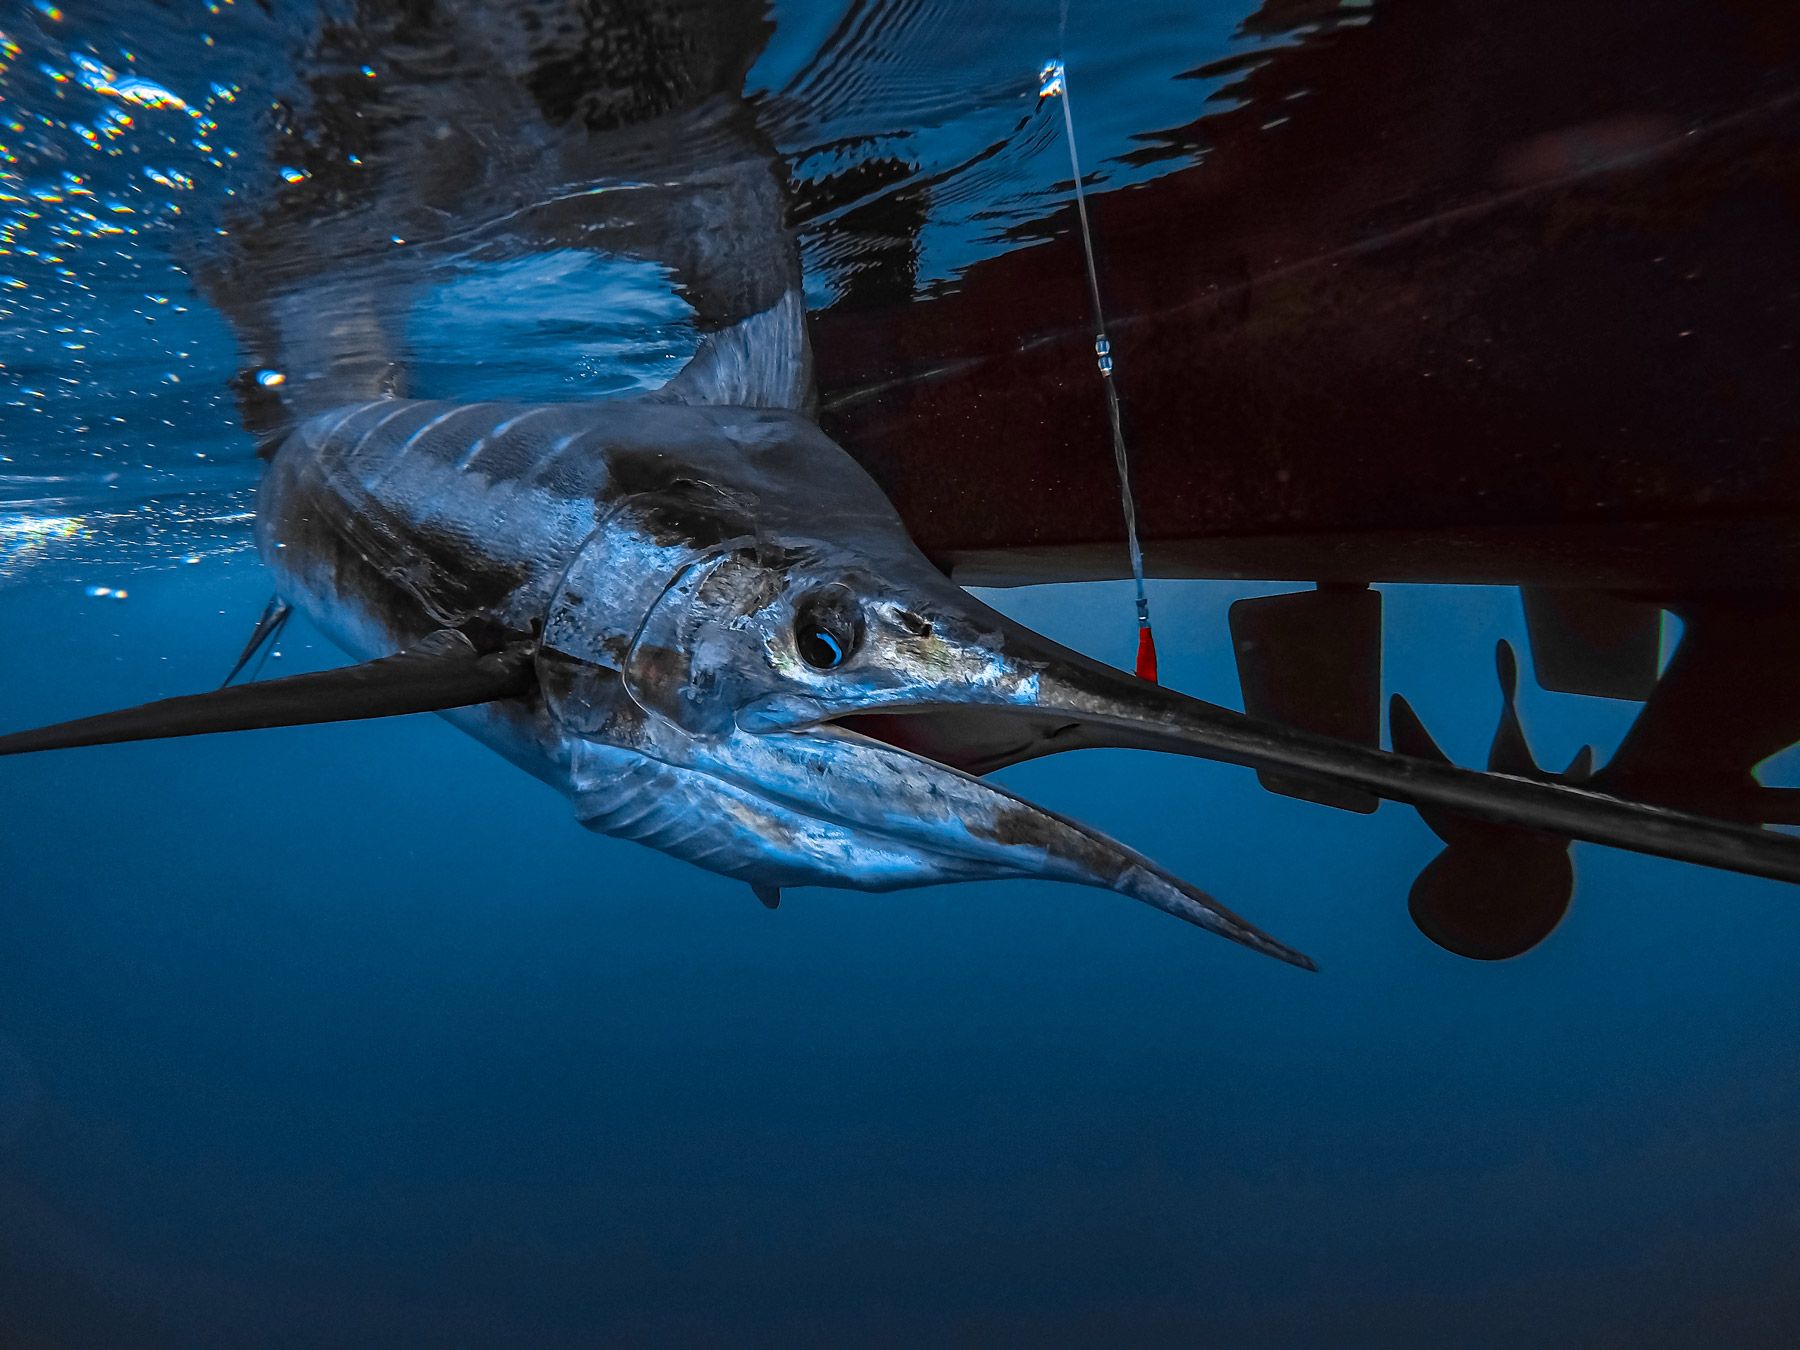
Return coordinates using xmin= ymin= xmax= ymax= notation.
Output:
xmin=743 ymin=725 xmax=1317 ymax=970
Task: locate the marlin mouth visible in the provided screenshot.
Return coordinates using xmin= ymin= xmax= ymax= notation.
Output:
xmin=785 ymin=663 xmax=1800 ymax=972
xmin=828 ymin=708 xmax=1093 ymax=775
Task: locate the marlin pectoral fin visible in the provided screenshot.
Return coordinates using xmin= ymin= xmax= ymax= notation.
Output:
xmin=0 ymin=629 xmax=536 ymax=756
xmin=752 ymin=883 xmax=781 ymax=910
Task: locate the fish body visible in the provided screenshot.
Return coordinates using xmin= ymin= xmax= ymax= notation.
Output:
xmin=257 ymin=395 xmax=1291 ymax=957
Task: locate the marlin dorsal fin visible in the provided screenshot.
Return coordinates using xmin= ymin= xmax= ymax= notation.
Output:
xmin=653 ymin=289 xmax=815 ymax=415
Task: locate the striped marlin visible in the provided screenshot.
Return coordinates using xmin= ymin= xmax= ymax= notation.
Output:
xmin=5 ymin=292 xmax=1800 ymax=970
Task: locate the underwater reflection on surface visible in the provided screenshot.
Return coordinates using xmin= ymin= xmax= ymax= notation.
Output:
xmin=0 ymin=0 xmax=1256 ymax=582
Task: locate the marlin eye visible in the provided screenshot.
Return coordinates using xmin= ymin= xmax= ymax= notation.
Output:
xmin=798 ymin=626 xmax=846 ymax=668
xmin=793 ymin=590 xmax=862 ymax=670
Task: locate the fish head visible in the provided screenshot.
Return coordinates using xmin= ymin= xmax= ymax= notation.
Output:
xmin=530 ymin=479 xmax=1318 ymax=967
xmin=536 ymin=477 xmax=1171 ymax=759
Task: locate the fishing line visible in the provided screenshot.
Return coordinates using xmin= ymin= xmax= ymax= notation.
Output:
xmin=1038 ymin=57 xmax=1159 ymax=683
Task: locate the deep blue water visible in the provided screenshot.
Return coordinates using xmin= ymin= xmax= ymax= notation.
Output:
xmin=3 ymin=1 xmax=1800 ymax=1346
xmin=7 ymin=568 xmax=1800 ymax=1344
